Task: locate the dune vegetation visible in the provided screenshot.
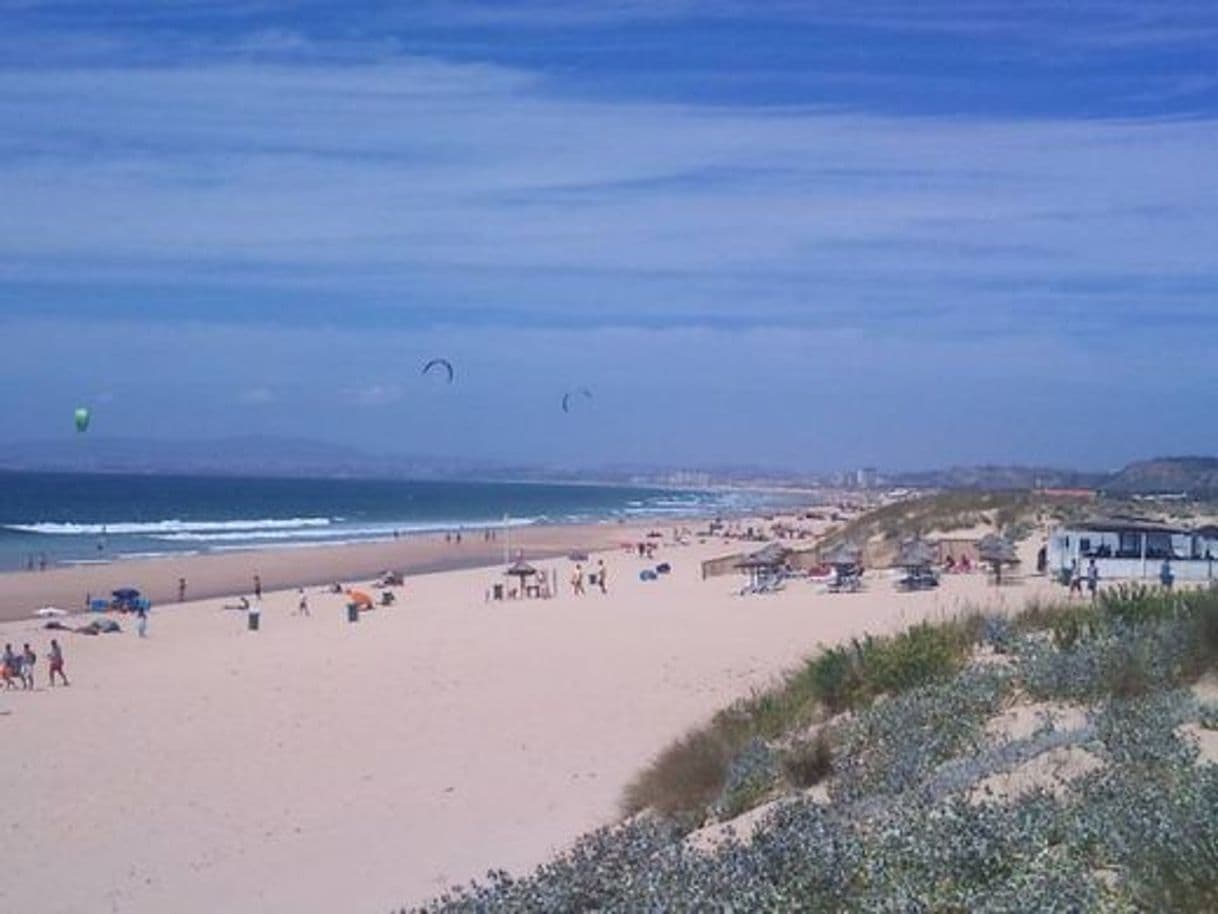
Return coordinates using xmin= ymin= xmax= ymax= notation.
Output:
xmin=405 ymin=584 xmax=1218 ymax=913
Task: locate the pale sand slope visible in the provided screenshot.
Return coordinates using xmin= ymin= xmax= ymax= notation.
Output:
xmin=1 ymin=540 xmax=1059 ymax=914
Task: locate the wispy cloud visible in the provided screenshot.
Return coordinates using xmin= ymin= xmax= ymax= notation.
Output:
xmin=238 ymin=386 xmax=276 ymax=404
xmin=348 ymin=383 xmax=404 ymax=406
xmin=1 ymin=52 xmax=1214 ymax=336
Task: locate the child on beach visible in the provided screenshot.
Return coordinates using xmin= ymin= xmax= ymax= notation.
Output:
xmin=48 ymin=639 xmax=69 ymax=686
xmin=136 ymin=603 xmax=149 ymax=638
xmin=296 ymin=589 xmax=310 ymax=617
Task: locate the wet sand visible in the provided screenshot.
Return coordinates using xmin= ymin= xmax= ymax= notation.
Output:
xmin=0 ymin=521 xmax=644 ymax=622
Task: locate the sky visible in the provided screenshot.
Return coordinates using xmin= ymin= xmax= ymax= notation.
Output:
xmin=1 ymin=1 xmax=1216 ymax=472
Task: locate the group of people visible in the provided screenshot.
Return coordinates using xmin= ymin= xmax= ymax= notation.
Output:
xmin=2 ymin=640 xmax=69 ymax=689
xmin=942 ymin=554 xmax=973 ymax=573
xmin=1068 ymin=556 xmax=1177 ymax=598
xmin=570 ymin=559 xmax=609 ymax=596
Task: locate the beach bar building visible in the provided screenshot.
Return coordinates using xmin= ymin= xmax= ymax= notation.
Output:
xmin=1047 ymin=519 xmax=1216 ymax=582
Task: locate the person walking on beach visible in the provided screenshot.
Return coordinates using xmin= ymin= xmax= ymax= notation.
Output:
xmin=2 ymin=643 xmax=18 ymax=690
xmin=1086 ymin=559 xmax=1100 ymax=602
xmin=178 ymin=577 xmax=187 ymax=602
xmin=571 ymin=564 xmax=585 ymax=596
xmin=296 ymin=588 xmax=310 ymax=617
xmin=597 ymin=559 xmax=608 ymax=595
xmin=47 ymin=639 xmax=69 ymax=687
xmin=136 ymin=602 xmax=149 ymax=638
xmin=1160 ymin=557 xmax=1175 ymax=591
xmin=253 ymin=574 xmax=263 ymax=601
xmin=21 ymin=643 xmax=36 ymax=689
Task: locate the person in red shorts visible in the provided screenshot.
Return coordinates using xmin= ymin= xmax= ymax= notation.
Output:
xmin=48 ymin=639 xmax=70 ymax=687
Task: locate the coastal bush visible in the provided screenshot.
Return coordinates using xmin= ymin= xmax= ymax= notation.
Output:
xmin=712 ymin=738 xmax=780 ymax=820
xmin=780 ymin=730 xmax=833 ymax=789
xmin=621 ymin=727 xmax=735 ymax=819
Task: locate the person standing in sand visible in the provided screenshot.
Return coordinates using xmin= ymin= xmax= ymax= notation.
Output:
xmin=597 ymin=559 xmax=608 ymax=595
xmin=296 ymin=589 xmax=310 ymax=617
xmin=21 ymin=643 xmax=36 ymax=689
xmin=2 ymin=643 xmax=18 ymax=690
xmin=178 ymin=577 xmax=187 ymax=602
xmin=571 ymin=564 xmax=585 ymax=596
xmin=254 ymin=574 xmax=263 ymax=601
xmin=136 ymin=603 xmax=149 ymax=638
xmin=47 ymin=639 xmax=69 ymax=686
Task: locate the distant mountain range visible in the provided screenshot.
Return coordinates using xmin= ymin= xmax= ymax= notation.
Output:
xmin=0 ymin=437 xmax=1215 ymax=497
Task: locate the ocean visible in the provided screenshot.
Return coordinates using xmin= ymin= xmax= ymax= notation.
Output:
xmin=0 ymin=471 xmax=798 ymax=572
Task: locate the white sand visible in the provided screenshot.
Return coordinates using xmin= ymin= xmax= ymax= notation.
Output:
xmin=1 ymin=536 xmax=1059 ymax=913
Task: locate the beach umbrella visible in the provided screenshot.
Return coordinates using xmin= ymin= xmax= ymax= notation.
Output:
xmin=112 ymin=588 xmax=140 ymax=600
xmin=736 ymin=543 xmax=789 ymax=569
xmin=895 ymin=538 xmax=936 ymax=569
xmin=34 ymin=607 xmax=68 ymax=618
xmin=347 ymin=589 xmax=374 ymax=608
xmin=567 ymin=551 xmax=589 ymax=562
xmin=822 ymin=542 xmax=863 ymax=567
xmin=977 ymin=533 xmax=1019 ymax=584
xmin=504 ymin=559 xmax=539 ymax=595
xmin=74 ymin=407 xmax=90 ymax=432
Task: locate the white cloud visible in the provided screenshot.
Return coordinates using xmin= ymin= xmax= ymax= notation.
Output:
xmin=238 ymin=386 xmax=276 ymax=404
xmin=348 ymin=383 xmax=404 ymax=406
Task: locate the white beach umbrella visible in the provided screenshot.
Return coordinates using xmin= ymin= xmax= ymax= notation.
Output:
xmin=34 ymin=606 xmax=68 ymax=618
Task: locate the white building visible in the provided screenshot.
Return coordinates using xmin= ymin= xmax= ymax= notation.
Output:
xmin=1048 ymin=519 xmax=1217 ymax=582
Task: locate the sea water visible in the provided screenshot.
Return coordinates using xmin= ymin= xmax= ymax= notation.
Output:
xmin=0 ymin=471 xmax=796 ymax=571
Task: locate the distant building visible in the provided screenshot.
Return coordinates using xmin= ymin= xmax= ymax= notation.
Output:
xmin=855 ymin=467 xmax=878 ymax=489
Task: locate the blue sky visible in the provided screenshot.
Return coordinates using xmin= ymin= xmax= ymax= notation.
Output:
xmin=1 ymin=1 xmax=1216 ymax=471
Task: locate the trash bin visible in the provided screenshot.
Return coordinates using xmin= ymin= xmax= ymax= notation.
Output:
xmin=347 ymin=602 xmax=359 ymax=623
xmin=248 ymin=612 xmax=260 ymax=631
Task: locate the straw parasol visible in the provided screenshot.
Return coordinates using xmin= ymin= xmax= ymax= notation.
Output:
xmin=822 ymin=542 xmax=863 ymax=568
xmin=894 ymin=538 xmax=936 ymax=569
xmin=736 ymin=542 xmax=789 ymax=570
xmin=977 ymin=533 xmax=1019 ymax=584
xmin=505 ymin=558 xmax=539 ymax=595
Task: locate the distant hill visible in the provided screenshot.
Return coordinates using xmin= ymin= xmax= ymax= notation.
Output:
xmin=889 ymin=465 xmax=1108 ymax=491
xmin=1104 ymin=456 xmax=1218 ymax=496
xmin=888 ymin=458 xmax=1218 ymax=498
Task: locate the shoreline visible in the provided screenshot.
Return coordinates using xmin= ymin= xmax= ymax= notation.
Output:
xmin=0 ymin=518 xmax=700 ymax=622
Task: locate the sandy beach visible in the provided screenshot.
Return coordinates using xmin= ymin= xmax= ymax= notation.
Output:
xmin=2 ymin=526 xmax=1059 ymax=913
xmin=0 ymin=521 xmax=644 ymax=623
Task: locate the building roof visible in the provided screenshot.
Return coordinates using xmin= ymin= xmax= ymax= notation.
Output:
xmin=1065 ymin=517 xmax=1192 ymax=535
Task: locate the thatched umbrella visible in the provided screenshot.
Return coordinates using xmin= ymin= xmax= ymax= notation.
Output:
xmin=894 ymin=538 xmax=936 ymax=569
xmin=737 ymin=543 xmax=789 ymax=589
xmin=504 ymin=558 xmax=539 ymax=597
xmin=977 ymin=533 xmax=1019 ymax=584
xmin=736 ymin=542 xmax=789 ymax=569
xmin=821 ymin=542 xmax=862 ymax=568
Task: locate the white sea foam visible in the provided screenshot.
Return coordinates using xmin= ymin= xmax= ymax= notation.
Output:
xmin=3 ymin=518 xmax=335 ymax=536
xmin=153 ymin=517 xmax=540 ymax=543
